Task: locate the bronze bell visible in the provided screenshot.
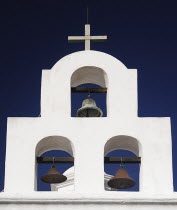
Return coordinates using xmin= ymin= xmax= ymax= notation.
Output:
xmin=41 ymin=165 xmax=67 ymax=184
xmin=77 ymin=95 xmax=103 ymax=117
xmin=107 ymin=168 xmax=136 ymax=189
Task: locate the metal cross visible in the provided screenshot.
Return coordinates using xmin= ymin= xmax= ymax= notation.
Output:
xmin=68 ymin=24 xmax=107 ymax=50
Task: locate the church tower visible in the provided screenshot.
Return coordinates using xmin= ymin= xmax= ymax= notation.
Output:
xmin=0 ymin=24 xmax=177 ymax=210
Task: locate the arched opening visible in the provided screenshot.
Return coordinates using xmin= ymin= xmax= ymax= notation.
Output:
xmin=71 ymin=66 xmax=108 ymax=117
xmin=104 ymin=135 xmax=141 ymax=191
xmin=35 ymin=136 xmax=74 ymax=191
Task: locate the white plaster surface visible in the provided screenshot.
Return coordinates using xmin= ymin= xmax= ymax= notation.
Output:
xmin=0 ymin=50 xmax=175 ymax=209
xmin=1 ymin=192 xmax=177 ymax=210
xmin=51 ymin=167 xmax=115 ymax=191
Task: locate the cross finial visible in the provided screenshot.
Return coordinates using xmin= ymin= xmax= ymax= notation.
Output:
xmin=68 ymin=24 xmax=107 ymax=50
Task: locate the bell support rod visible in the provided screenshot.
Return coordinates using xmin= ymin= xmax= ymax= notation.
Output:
xmin=104 ymin=157 xmax=141 ymax=164
xmin=71 ymin=87 xmax=107 ymax=93
xmin=37 ymin=157 xmax=141 ymax=164
xmin=37 ymin=157 xmax=74 ymax=164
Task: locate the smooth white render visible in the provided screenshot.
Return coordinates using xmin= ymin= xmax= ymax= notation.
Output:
xmin=0 ymin=50 xmax=176 ymax=210
xmin=51 ymin=166 xmax=115 ymax=191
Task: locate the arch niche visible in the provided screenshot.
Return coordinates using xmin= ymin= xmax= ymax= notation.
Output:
xmin=35 ymin=136 xmax=74 ymax=191
xmin=70 ymin=66 xmax=108 ymax=117
xmin=104 ymin=135 xmax=142 ymax=191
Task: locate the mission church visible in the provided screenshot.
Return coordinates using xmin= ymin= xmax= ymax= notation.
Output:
xmin=0 ymin=24 xmax=177 ymax=210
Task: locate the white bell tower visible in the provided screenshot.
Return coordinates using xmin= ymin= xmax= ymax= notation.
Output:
xmin=0 ymin=24 xmax=177 ymax=210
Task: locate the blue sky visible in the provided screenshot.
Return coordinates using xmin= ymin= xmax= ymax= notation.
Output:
xmin=0 ymin=0 xmax=177 ymax=191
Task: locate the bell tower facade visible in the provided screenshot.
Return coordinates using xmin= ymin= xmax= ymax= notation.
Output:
xmin=0 ymin=25 xmax=177 ymax=210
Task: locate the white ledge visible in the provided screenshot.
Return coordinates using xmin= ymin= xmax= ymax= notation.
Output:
xmin=0 ymin=192 xmax=177 ymax=204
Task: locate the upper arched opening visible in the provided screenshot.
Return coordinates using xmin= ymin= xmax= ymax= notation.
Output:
xmin=70 ymin=66 xmax=108 ymax=117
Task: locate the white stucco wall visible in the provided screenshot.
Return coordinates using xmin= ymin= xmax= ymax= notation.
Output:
xmin=0 ymin=50 xmax=175 ymax=208
xmin=51 ymin=166 xmax=115 ymax=191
